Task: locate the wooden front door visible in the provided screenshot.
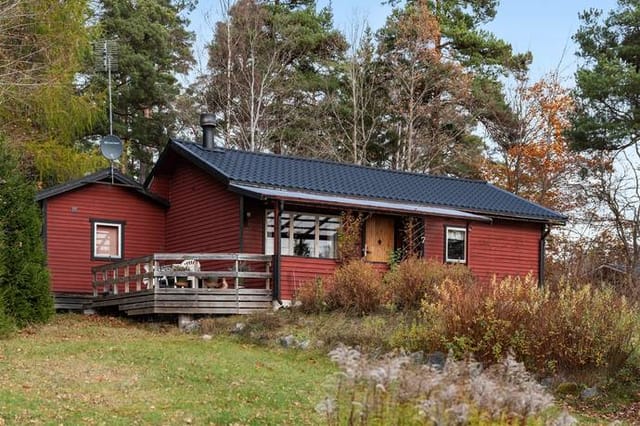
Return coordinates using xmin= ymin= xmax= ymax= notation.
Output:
xmin=365 ymin=215 xmax=395 ymax=262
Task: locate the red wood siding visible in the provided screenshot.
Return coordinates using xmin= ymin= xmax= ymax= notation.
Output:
xmin=468 ymin=220 xmax=541 ymax=283
xmin=148 ymin=174 xmax=171 ymax=199
xmin=424 ymin=216 xmax=541 ymax=283
xmin=165 ymin=160 xmax=240 ymax=253
xmin=242 ymin=198 xmax=265 ymax=254
xmin=280 ymin=256 xmax=337 ymax=301
xmin=45 ymin=184 xmax=166 ymax=294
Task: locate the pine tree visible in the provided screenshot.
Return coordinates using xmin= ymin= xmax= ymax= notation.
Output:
xmin=0 ymin=138 xmax=53 ymax=327
xmin=202 ymin=0 xmax=346 ymax=154
xmin=570 ymin=1 xmax=640 ymax=151
xmin=374 ymin=0 xmax=530 ymax=176
xmin=87 ymin=0 xmax=197 ymax=179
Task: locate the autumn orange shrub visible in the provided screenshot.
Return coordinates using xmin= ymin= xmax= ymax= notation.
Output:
xmin=418 ymin=276 xmax=637 ymax=373
xmin=327 ymin=260 xmax=384 ymax=315
xmin=533 ymin=283 xmax=637 ymax=372
xmin=294 ymin=278 xmax=328 ymax=314
xmin=384 ymin=257 xmax=474 ymax=310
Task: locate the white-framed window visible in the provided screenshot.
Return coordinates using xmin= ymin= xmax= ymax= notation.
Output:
xmin=445 ymin=226 xmax=466 ymax=263
xmin=91 ymin=220 xmax=124 ymax=260
xmin=265 ymin=211 xmax=339 ymax=259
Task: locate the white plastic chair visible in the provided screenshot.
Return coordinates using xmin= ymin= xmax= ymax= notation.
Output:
xmin=175 ymin=259 xmax=201 ymax=288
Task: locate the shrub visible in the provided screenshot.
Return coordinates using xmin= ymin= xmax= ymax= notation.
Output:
xmin=0 ymin=294 xmax=16 ymax=339
xmin=384 ymin=257 xmax=474 ymax=310
xmin=418 ymin=276 xmax=638 ymax=374
xmin=294 ymin=278 xmax=329 ymax=314
xmin=336 ymin=211 xmax=364 ymax=263
xmin=0 ymin=138 xmax=54 ymax=327
xmin=535 ymin=282 xmax=637 ymax=372
xmin=327 ymin=260 xmax=383 ymax=315
xmin=318 ymin=345 xmax=568 ymax=425
xmin=422 ymin=275 xmax=545 ymax=363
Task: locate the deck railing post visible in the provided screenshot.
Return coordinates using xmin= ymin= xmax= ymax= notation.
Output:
xmin=235 ymin=257 xmax=240 ymax=314
xmin=265 ymin=262 xmax=271 ymax=290
xmin=124 ymin=265 xmax=130 ymax=293
xmin=112 ymin=268 xmax=118 ymax=295
xmin=153 ymin=257 xmax=159 ymax=289
xmin=93 ymin=270 xmax=98 ymax=297
xmin=135 ymin=263 xmax=141 ymax=291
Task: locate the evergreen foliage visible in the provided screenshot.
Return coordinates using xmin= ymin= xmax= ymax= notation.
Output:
xmin=373 ymin=0 xmax=530 ymax=175
xmin=0 ymin=138 xmax=54 ymax=327
xmin=87 ymin=0 xmax=197 ymax=179
xmin=203 ymin=0 xmax=347 ymax=153
xmin=570 ymin=0 xmax=640 ymax=151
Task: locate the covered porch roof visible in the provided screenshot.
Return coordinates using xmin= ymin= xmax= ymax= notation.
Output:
xmin=230 ymin=183 xmax=491 ymax=222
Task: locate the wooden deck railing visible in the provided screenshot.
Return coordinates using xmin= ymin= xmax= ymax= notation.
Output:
xmin=91 ymin=253 xmax=273 ymax=297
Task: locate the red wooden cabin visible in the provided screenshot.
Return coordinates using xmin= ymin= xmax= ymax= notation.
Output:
xmin=38 ymin=119 xmax=566 ymax=314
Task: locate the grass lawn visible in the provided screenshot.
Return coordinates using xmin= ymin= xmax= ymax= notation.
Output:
xmin=0 ymin=314 xmax=336 ymax=425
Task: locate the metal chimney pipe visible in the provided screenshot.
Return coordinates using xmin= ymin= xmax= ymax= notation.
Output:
xmin=200 ymin=113 xmax=216 ymax=149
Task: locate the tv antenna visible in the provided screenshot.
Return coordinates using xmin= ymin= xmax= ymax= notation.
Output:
xmin=95 ymin=40 xmax=121 ymax=183
xmin=94 ymin=39 xmax=119 ymax=135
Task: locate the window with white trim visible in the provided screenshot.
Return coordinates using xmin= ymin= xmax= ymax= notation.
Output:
xmin=92 ymin=220 xmax=123 ymax=260
xmin=445 ymin=226 xmax=466 ymax=263
xmin=265 ymin=211 xmax=339 ymax=258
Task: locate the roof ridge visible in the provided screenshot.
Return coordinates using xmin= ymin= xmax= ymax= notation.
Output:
xmin=175 ymin=140 xmax=488 ymax=185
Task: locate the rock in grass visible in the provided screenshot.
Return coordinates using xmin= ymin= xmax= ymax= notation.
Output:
xmin=279 ymin=335 xmax=296 ymax=348
xmin=426 ymin=351 xmax=446 ymax=370
xmin=297 ymin=340 xmax=310 ymax=350
xmin=580 ymin=386 xmax=599 ymax=399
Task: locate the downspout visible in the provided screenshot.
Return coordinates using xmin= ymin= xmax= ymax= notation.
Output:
xmin=539 ymin=224 xmax=551 ymax=288
xmin=272 ymin=199 xmax=283 ymax=305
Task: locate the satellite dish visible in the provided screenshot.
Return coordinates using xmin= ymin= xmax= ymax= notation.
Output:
xmin=100 ymin=135 xmax=123 ymax=160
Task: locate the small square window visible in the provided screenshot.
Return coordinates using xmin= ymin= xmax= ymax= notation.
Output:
xmin=446 ymin=227 xmax=466 ymax=263
xmin=91 ymin=220 xmax=124 ymax=260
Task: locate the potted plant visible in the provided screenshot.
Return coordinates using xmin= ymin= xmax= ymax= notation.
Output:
xmin=204 ymin=276 xmax=228 ymax=289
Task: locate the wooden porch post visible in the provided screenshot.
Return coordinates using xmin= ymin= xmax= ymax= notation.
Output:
xmin=238 ymin=195 xmax=244 ymax=253
xmin=273 ymin=200 xmax=282 ymax=303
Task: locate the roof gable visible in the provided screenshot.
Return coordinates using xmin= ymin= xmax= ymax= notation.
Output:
xmin=36 ymin=168 xmax=169 ymax=207
xmin=161 ymin=139 xmax=566 ymax=224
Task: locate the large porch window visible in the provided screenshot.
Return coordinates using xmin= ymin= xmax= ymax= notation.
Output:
xmin=265 ymin=211 xmax=339 ymax=258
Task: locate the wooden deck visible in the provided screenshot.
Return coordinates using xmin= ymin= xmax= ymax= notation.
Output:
xmin=89 ymin=253 xmax=274 ymax=316
xmin=91 ymin=287 xmax=273 ymax=315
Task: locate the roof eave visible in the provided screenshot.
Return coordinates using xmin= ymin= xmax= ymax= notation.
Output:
xmin=229 ymin=182 xmax=492 ymax=223
xmin=36 ymin=168 xmax=169 ymax=207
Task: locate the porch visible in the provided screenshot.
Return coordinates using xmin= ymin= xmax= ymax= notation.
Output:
xmin=90 ymin=253 xmax=274 ymax=315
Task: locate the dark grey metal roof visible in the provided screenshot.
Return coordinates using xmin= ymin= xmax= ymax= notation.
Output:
xmin=36 ymin=168 xmax=169 ymax=207
xmin=167 ymin=140 xmax=567 ymax=224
